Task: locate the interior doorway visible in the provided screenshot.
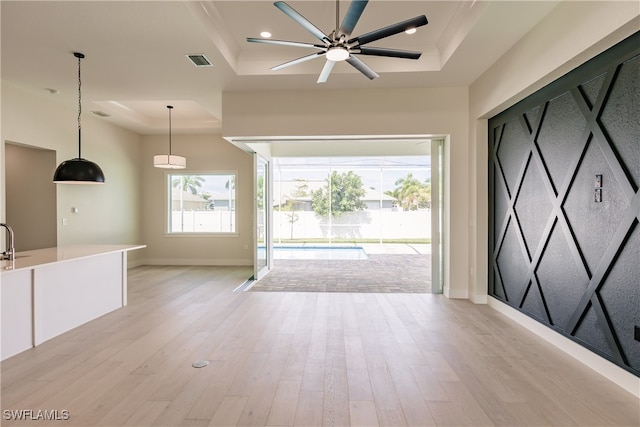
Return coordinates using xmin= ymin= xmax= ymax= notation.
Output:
xmin=4 ymin=142 xmax=57 ymax=251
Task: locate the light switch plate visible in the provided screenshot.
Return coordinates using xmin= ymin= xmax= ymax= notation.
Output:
xmin=595 ymin=174 xmax=602 ymax=188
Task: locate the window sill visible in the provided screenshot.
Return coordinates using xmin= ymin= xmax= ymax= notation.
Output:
xmin=163 ymin=232 xmax=239 ymax=238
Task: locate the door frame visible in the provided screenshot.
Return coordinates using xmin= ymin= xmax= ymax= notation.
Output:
xmin=254 ymin=153 xmax=272 ymax=280
xmin=430 ymin=138 xmax=444 ymax=294
xmin=225 ymin=135 xmax=446 ymax=293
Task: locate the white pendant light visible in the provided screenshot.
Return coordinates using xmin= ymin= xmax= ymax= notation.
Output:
xmin=53 ymin=52 xmax=106 ymax=184
xmin=154 ymin=105 xmax=186 ymax=169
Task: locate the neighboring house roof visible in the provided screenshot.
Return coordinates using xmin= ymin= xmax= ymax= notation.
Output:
xmin=171 ymin=188 xmax=209 ymax=203
xmin=364 ymin=188 xmax=397 ymax=202
xmin=171 ymin=189 xmax=233 ymax=202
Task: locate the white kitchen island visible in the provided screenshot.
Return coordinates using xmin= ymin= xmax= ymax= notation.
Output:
xmin=1 ymin=244 xmax=145 ymax=360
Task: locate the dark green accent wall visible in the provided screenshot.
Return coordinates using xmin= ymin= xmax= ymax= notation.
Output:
xmin=488 ymin=31 xmax=639 ymax=376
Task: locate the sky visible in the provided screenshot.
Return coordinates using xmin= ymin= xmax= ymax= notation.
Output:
xmin=274 ymin=156 xmax=431 ymax=192
xmin=172 ymin=155 xmax=431 ymax=197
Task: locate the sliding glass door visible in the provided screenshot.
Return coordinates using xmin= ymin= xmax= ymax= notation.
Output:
xmin=430 ymin=139 xmax=444 ymax=294
xmin=254 ymin=154 xmax=271 ymax=280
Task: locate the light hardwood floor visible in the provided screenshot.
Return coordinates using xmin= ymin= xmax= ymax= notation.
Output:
xmin=1 ymin=265 xmax=638 ymax=426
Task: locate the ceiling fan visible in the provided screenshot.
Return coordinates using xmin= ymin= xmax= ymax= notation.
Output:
xmin=247 ymin=0 xmax=428 ymax=83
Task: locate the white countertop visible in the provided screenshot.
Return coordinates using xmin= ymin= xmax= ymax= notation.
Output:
xmin=1 ymin=244 xmax=145 ymax=273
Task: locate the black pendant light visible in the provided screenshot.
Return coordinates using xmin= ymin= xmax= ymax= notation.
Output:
xmin=53 ymin=52 xmax=105 ymax=184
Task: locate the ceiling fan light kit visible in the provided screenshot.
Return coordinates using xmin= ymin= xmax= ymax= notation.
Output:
xmin=326 ymin=46 xmax=349 ymax=62
xmin=247 ymin=0 xmax=428 ymax=83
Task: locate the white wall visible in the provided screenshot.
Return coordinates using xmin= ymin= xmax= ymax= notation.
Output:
xmin=1 ymin=82 xmax=143 ymax=261
xmin=223 ymin=87 xmax=470 ymax=298
xmin=467 ymin=1 xmax=639 ymax=303
xmin=140 ymin=134 xmax=254 ymax=266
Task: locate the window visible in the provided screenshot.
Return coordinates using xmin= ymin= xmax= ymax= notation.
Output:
xmin=167 ymin=173 xmax=236 ymax=233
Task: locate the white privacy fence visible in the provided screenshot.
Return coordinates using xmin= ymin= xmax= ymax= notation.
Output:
xmin=274 ymin=210 xmax=430 ymax=241
xmin=171 ymin=211 xmax=235 ymax=233
xmin=171 ymin=209 xmax=430 ymax=240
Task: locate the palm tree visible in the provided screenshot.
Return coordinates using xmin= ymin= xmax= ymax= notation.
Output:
xmin=201 ymin=192 xmax=215 ymax=210
xmin=386 ymin=173 xmax=431 ymax=210
xmin=171 ymin=175 xmax=205 ymax=231
xmin=225 ymin=176 xmax=235 ymax=190
xmin=225 ymin=176 xmax=236 ymax=211
xmin=172 ymin=175 xmax=204 ymax=195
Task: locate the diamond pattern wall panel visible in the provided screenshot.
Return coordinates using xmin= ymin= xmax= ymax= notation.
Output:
xmin=537 ymin=223 xmax=589 ymax=330
xmin=536 ymin=91 xmax=586 ymax=193
xmin=515 ymin=159 xmax=554 ymax=257
xmin=600 ymin=56 xmax=640 ymax=188
xmin=488 ymin=32 xmax=639 ymax=376
xmin=600 ymin=229 xmax=640 ymax=369
xmin=564 ymin=138 xmax=629 ymax=274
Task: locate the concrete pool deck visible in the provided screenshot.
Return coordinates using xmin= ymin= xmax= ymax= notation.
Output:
xmin=271 ymin=242 xmax=431 ymax=254
xmin=359 ymin=243 xmax=431 ymax=255
xmin=249 ymin=244 xmax=432 ymax=293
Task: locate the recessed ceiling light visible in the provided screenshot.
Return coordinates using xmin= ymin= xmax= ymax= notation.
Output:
xmin=405 ymin=27 xmax=417 ymax=35
xmin=260 ymin=31 xmax=272 ymax=38
xmin=186 ymin=54 xmax=213 ymax=67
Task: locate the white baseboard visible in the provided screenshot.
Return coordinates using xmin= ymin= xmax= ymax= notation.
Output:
xmin=138 ymin=258 xmax=252 ymax=267
xmin=445 ymin=288 xmax=468 ymax=299
xmin=127 ymin=259 xmax=146 ymax=269
xmin=488 ymin=297 xmax=640 ymax=398
xmin=470 ymin=293 xmax=488 ymax=304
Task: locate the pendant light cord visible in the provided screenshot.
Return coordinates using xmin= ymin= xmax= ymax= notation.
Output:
xmin=168 ymin=105 xmax=174 ymax=156
xmin=76 ymin=52 xmax=84 ymax=159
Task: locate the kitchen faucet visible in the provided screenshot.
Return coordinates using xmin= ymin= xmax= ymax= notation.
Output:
xmin=0 ymin=223 xmax=15 ymax=261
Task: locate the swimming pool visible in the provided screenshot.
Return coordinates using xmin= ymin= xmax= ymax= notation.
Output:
xmin=259 ymin=245 xmax=368 ymax=260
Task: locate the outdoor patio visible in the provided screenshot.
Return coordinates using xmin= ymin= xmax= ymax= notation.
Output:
xmin=248 ymin=244 xmax=432 ymax=293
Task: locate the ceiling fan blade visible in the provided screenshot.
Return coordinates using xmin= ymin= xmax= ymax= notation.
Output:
xmin=338 ymin=0 xmax=368 ymax=38
xmin=317 ymin=60 xmax=336 ymax=83
xmin=348 ymin=15 xmax=428 ymax=46
xmin=356 ymin=46 xmax=422 ymax=60
xmin=271 ymin=52 xmax=325 ymax=71
xmin=274 ymin=1 xmax=330 ymax=43
xmin=346 ymin=55 xmax=379 ymax=80
xmin=247 ymin=37 xmax=325 ymax=50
